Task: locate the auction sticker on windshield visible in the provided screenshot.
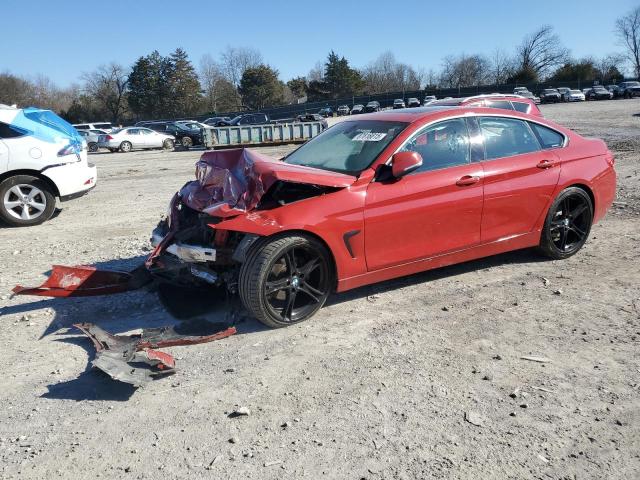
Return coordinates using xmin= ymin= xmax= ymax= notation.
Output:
xmin=352 ymin=132 xmax=387 ymax=142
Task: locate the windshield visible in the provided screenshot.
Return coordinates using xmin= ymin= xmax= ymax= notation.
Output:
xmin=284 ymin=120 xmax=407 ymax=175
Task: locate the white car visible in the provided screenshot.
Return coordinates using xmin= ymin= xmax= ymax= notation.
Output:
xmin=73 ymin=122 xmax=114 ymax=132
xmin=97 ymin=127 xmax=175 ymax=153
xmin=423 ymin=95 xmax=437 ymax=105
xmin=0 ymin=105 xmax=97 ymax=226
xmin=78 ymin=129 xmax=107 ymax=152
xmin=567 ymin=89 xmax=586 ymax=102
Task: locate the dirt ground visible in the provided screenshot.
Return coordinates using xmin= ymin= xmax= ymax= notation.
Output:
xmin=1 ymin=100 xmax=639 ymax=480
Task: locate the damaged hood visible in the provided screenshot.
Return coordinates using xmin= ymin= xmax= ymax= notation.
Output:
xmin=179 ymin=148 xmax=356 ymax=217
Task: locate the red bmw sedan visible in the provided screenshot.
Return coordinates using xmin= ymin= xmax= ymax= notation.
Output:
xmin=144 ymin=106 xmax=616 ymax=327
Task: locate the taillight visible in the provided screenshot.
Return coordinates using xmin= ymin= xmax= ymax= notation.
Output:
xmin=57 ymin=142 xmax=81 ymax=157
xmin=105 ymin=135 xmax=113 ymax=141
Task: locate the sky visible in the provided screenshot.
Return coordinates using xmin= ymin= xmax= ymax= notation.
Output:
xmin=1 ymin=0 xmax=637 ymax=86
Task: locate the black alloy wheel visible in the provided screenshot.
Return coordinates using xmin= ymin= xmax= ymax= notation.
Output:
xmin=239 ymin=235 xmax=333 ymax=328
xmin=540 ymin=187 xmax=593 ymax=259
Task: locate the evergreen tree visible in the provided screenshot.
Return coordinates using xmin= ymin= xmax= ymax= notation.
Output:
xmin=238 ymin=65 xmax=285 ymax=109
xmin=167 ymin=48 xmax=202 ymax=117
xmin=127 ymin=51 xmax=171 ymax=119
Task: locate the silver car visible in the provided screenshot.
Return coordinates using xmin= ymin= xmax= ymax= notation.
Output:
xmin=78 ymin=129 xmax=107 ymax=152
xmin=98 ymin=127 xmax=175 ymax=153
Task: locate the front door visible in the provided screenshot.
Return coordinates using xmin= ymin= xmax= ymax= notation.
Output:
xmin=364 ymin=118 xmax=484 ymax=271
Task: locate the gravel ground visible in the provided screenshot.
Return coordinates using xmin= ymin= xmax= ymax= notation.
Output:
xmin=1 ymin=100 xmax=639 ymax=479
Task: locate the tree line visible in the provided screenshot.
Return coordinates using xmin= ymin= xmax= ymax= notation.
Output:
xmin=1 ymin=6 xmax=639 ymax=123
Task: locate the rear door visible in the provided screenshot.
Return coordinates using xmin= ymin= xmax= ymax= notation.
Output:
xmin=364 ymin=118 xmax=484 ymax=270
xmin=477 ymin=116 xmax=562 ymax=242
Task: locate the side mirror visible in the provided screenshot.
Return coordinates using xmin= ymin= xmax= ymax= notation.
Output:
xmin=391 ymin=151 xmax=423 ymax=178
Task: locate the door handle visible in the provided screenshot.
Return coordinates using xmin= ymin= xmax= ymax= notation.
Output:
xmin=456 ymin=175 xmax=480 ymax=186
xmin=536 ymin=159 xmax=557 ymax=169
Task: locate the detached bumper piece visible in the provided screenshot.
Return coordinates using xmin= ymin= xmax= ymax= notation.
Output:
xmin=74 ymin=320 xmax=236 ymax=387
xmin=12 ymin=264 xmax=151 ymax=298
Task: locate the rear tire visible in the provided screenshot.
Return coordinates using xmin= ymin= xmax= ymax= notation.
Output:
xmin=539 ymin=187 xmax=593 ymax=260
xmin=88 ymin=142 xmax=98 ymax=152
xmin=120 ymin=141 xmax=132 ymax=153
xmin=181 ymin=137 xmax=193 ymax=148
xmin=238 ymin=235 xmax=333 ymax=328
xmin=0 ymin=175 xmax=56 ymax=227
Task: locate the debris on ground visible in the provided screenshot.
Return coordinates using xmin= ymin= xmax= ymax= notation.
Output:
xmin=75 ymin=320 xmax=236 ymax=387
xmin=520 ymin=356 xmax=552 ymax=363
xmin=464 ymin=411 xmax=485 ymax=427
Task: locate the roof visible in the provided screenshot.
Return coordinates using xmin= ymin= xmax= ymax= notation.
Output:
xmin=343 ymin=106 xmax=461 ymax=122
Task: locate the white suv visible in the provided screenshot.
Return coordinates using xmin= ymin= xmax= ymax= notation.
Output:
xmin=0 ymin=105 xmax=97 ymax=226
xmin=73 ymin=122 xmax=114 ymax=132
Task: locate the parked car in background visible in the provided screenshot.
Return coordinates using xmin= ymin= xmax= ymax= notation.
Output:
xmin=556 ymin=87 xmax=571 ymax=102
xmin=318 ymin=107 xmax=333 ymax=118
xmin=582 ymin=88 xmax=592 ymax=96
xmin=406 ymin=97 xmax=421 ymax=108
xmin=393 ymin=99 xmax=406 ymax=109
xmin=513 ymin=87 xmax=531 ymax=95
xmin=217 ymin=113 xmax=270 ymax=126
xmin=429 ymin=94 xmax=543 ymax=117
xmin=164 ymin=122 xmax=202 ymax=148
xmin=176 ymin=120 xmax=208 ymax=130
xmin=586 ymin=86 xmax=613 ymax=100
xmin=295 ymin=113 xmax=329 ymax=130
xmin=73 ymin=122 xmax=113 ymax=132
xmin=135 ymin=120 xmax=170 ymax=132
xmin=0 ymin=105 xmax=96 ymax=226
xmin=606 ymin=85 xmax=621 ymax=98
xmin=365 ymin=101 xmax=381 ymax=112
xmin=617 ymin=81 xmax=640 ymax=98
xmin=98 ymin=127 xmax=175 ymax=153
xmin=204 ymin=116 xmax=231 ymax=126
xmin=540 ymin=88 xmax=562 ymax=103
xmin=423 ymin=95 xmax=437 ymax=105
xmin=518 ymin=91 xmax=541 ymax=104
xmin=351 ymin=104 xmax=365 ymax=115
xmin=145 ymin=106 xmax=616 ymax=327
xmin=567 ymin=89 xmax=586 ymax=102
xmin=337 ymin=105 xmax=350 ymax=116
xmin=78 ymin=129 xmax=108 ymax=152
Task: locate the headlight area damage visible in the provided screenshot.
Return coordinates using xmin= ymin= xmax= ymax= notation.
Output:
xmin=12 ymin=148 xmax=354 ymax=386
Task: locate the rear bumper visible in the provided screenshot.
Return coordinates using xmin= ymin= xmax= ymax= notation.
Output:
xmin=42 ymin=161 xmax=97 ymax=198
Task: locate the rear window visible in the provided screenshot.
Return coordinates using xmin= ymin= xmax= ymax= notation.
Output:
xmin=530 ymin=123 xmax=564 ymax=149
xmin=74 ymin=125 xmax=89 ymax=130
xmin=0 ymin=122 xmax=27 ymax=139
xmin=94 ymin=123 xmax=112 ymax=129
xmin=512 ymin=102 xmax=530 ymax=113
xmin=485 ymin=100 xmax=515 ymax=111
xmin=479 ymin=117 xmax=540 ymax=160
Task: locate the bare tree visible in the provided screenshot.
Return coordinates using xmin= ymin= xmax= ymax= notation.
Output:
xmin=516 ymin=25 xmax=570 ymax=78
xmin=361 ymin=51 xmax=421 ymax=93
xmin=199 ymin=54 xmax=240 ymax=112
xmin=595 ymin=53 xmax=626 ymax=82
xmin=307 ymin=61 xmax=325 ymax=82
xmin=219 ymin=46 xmax=263 ymax=87
xmin=82 ymin=63 xmax=129 ymax=123
xmin=489 ymin=49 xmax=515 ymax=85
xmin=615 ymin=7 xmax=640 ymax=77
xmin=439 ymin=54 xmax=490 ymax=88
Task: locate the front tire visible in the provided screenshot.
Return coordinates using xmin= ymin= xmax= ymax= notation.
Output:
xmin=239 ymin=235 xmax=333 ymax=328
xmin=181 ymin=137 xmax=193 ymax=148
xmin=88 ymin=142 xmax=98 ymax=152
xmin=539 ymin=187 xmax=593 ymax=260
xmin=163 ymin=139 xmax=175 ymax=150
xmin=0 ymin=175 xmax=56 ymax=227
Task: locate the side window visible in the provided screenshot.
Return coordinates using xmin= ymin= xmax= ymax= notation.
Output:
xmin=479 ymin=117 xmax=540 ymax=160
xmin=485 ymin=100 xmax=514 ymax=111
xmin=0 ymin=122 xmax=27 ymax=139
xmin=512 ymin=102 xmax=530 ymax=113
xmin=401 ymin=118 xmax=470 ymax=173
xmin=126 ymin=128 xmax=140 ymax=135
xmin=530 ymin=122 xmax=564 ymax=149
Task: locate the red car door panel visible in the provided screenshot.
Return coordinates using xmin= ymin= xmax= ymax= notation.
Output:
xmin=481 ymin=151 xmax=561 ymax=241
xmin=477 ymin=116 xmax=561 ymax=243
xmin=364 ymin=162 xmax=484 ymax=271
